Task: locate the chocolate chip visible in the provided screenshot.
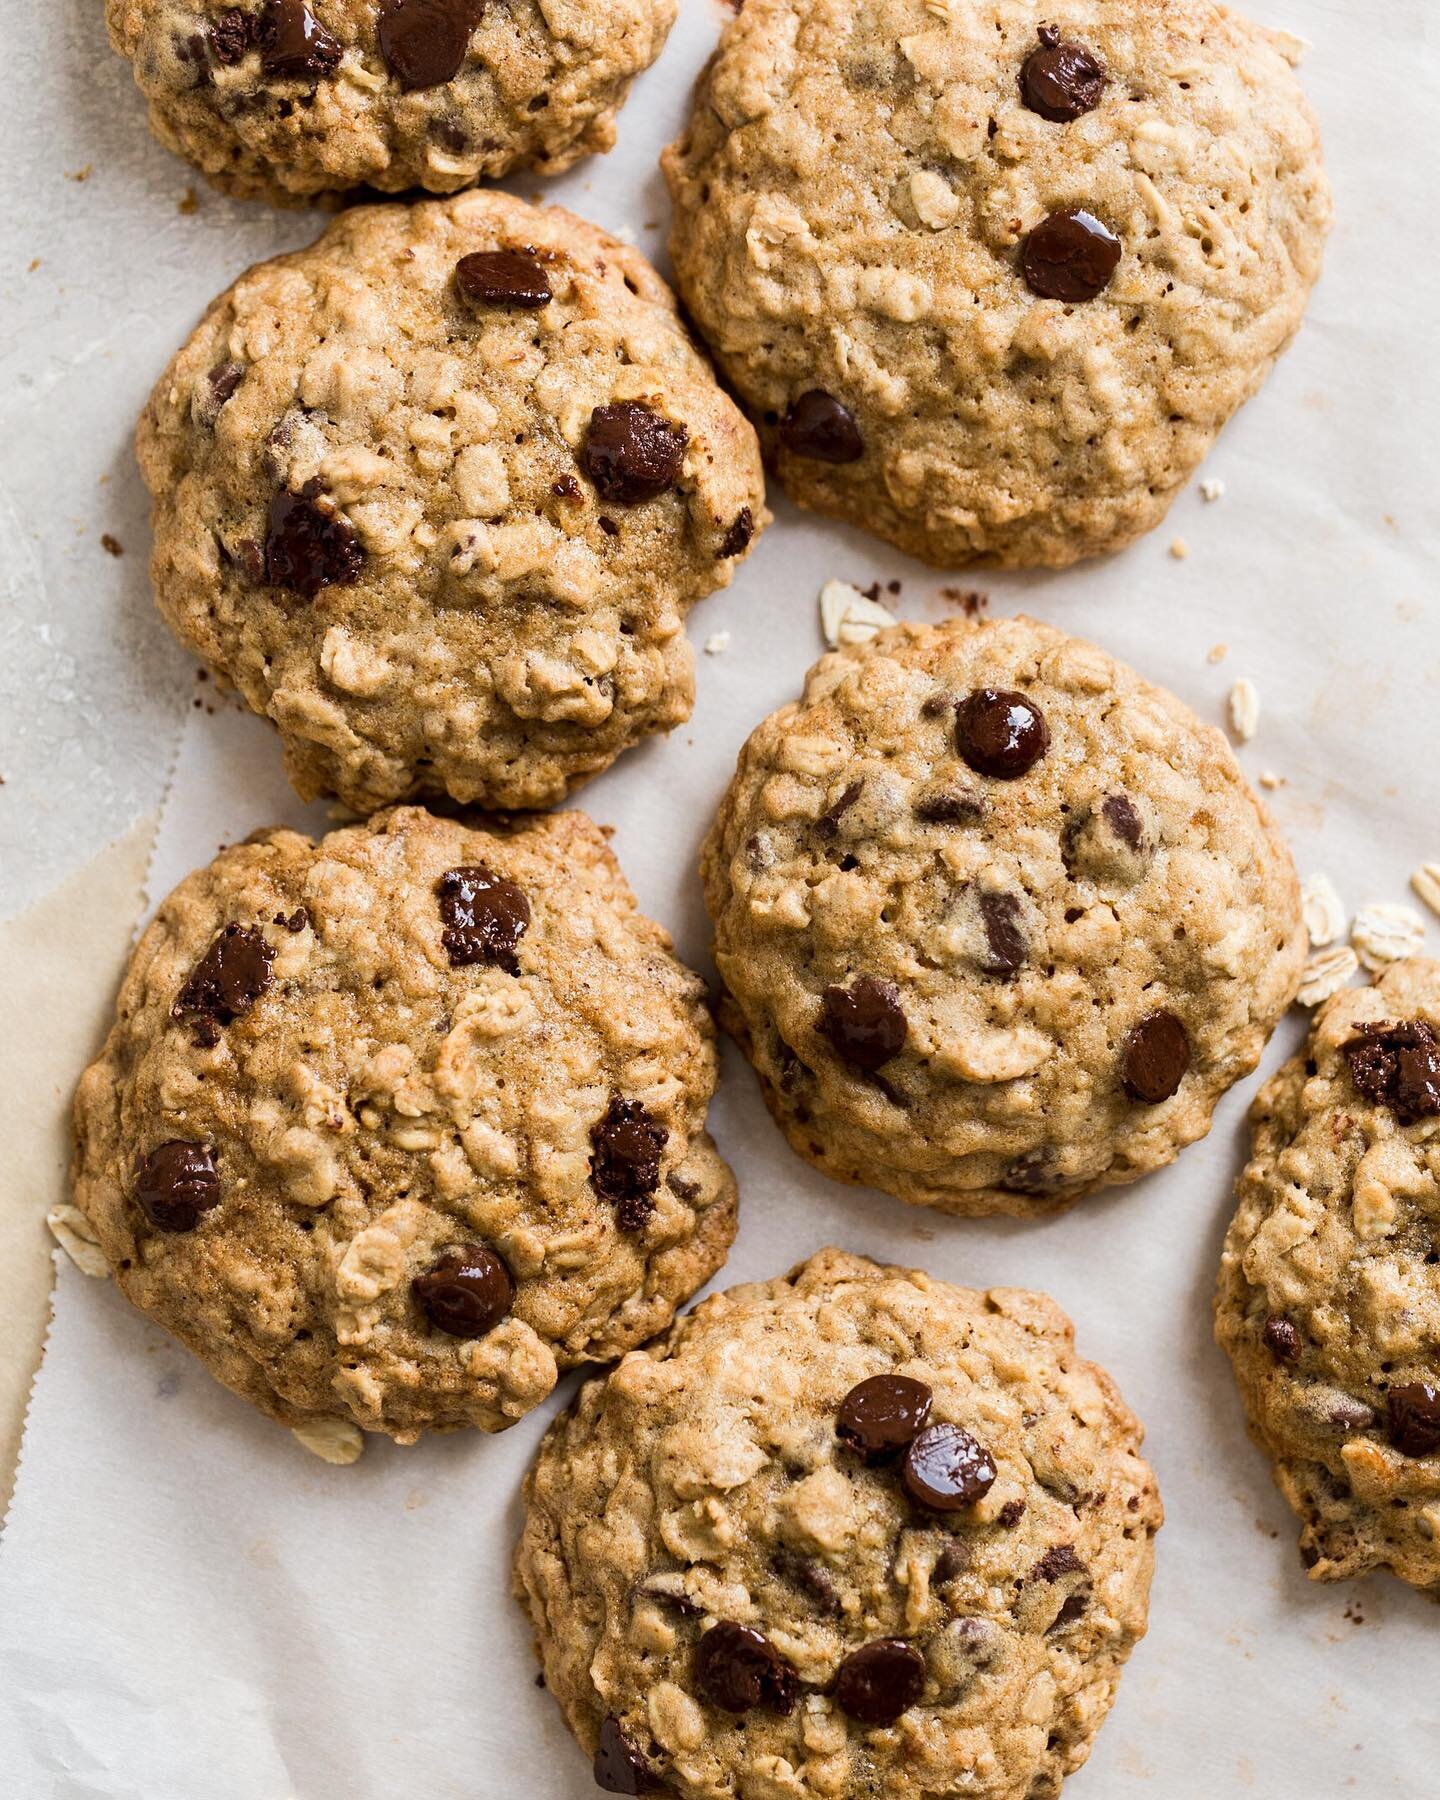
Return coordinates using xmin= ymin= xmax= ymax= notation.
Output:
xmin=814 ymin=780 xmax=863 ymax=840
xmin=719 ymin=508 xmax=754 ymax=557
xmin=978 ymin=892 xmax=1027 ymax=976
xmin=454 ymin=249 xmax=551 ymax=310
xmin=997 ymin=1498 xmax=1027 ymax=1528
xmin=903 ymin=1423 xmax=997 ymax=1511
xmin=1263 ymin=1315 xmax=1301 ymax=1363
xmin=1019 ymin=28 xmax=1106 ymax=121
xmin=209 ymin=8 xmax=255 ymax=64
xmin=1031 ymin=1544 xmax=1086 ymax=1583
xmin=1022 ymin=210 xmax=1122 ymax=302
xmin=257 ymin=0 xmax=341 ymax=79
xmin=591 ymin=1097 xmax=667 ymax=1232
xmin=133 ymin=1141 xmax=220 ymax=1233
xmin=264 ymin=486 xmax=364 ymax=596
xmin=1050 ymin=1592 xmax=1089 ymax=1630
xmin=581 ymin=402 xmax=688 ymax=504
xmin=778 ymin=390 xmax=864 ymax=464
xmin=1121 ymin=1011 xmax=1190 ymax=1103
xmin=206 ymin=361 xmax=245 ymax=413
xmin=283 ymin=906 xmax=309 ymax=932
xmin=1386 ymin=1382 xmax=1440 ymax=1458
xmin=1101 ymin=793 xmax=1144 ymax=849
xmin=836 ymin=1374 xmax=933 ymax=1461
xmin=693 ymin=1622 xmax=797 ymax=1716
xmin=833 ymin=1639 xmax=925 ymax=1726
xmin=1344 ymin=1020 xmax=1440 ymax=1124
xmin=954 ymin=689 xmax=1050 ymax=779
xmin=377 ymin=0 xmax=481 ymax=89
xmin=593 ymin=1716 xmax=652 ymax=1795
xmin=552 ymin=474 xmax=581 ymax=499
xmin=435 ymin=864 xmax=530 ymax=973
xmin=999 ymin=1150 xmax=1065 ymax=1196
xmin=913 ymin=787 xmax=985 ymax=825
xmin=173 ymin=924 xmax=274 ymax=1036
xmin=819 ymin=976 xmax=907 ymax=1072
xmin=932 ymin=1540 xmax=971 ymax=1584
xmin=412 ymin=1245 xmax=513 ymax=1337
xmin=770 ymin=1549 xmax=842 ymax=1615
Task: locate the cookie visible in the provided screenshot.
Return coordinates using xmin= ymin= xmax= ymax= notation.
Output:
xmin=138 ymin=192 xmax=766 ymax=813
xmin=516 ymin=1247 xmax=1161 ymax=1800
xmin=701 ymin=616 xmax=1303 ymax=1217
xmin=106 ymin=0 xmax=676 ymax=203
xmin=1216 ymin=958 xmax=1440 ymax=1597
xmin=663 ymin=0 xmax=1330 ymax=568
xmin=71 ymin=805 xmax=737 ymax=1442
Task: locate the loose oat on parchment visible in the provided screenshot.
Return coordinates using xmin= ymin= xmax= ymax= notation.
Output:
xmin=818 ymin=579 xmax=898 ymax=649
xmin=1296 ymin=945 xmax=1358 ymax=1008
xmin=1301 ymin=874 xmax=1346 ymax=948
xmin=291 ymin=1418 xmax=366 ymax=1466
xmin=1411 ymin=863 xmax=1440 ymax=919
xmin=1351 ymin=902 xmax=1426 ymax=973
xmin=1227 ymin=678 xmax=1260 ymax=742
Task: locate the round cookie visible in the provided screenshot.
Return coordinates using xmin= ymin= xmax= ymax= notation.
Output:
xmin=663 ymin=0 xmax=1330 ymax=568
xmin=701 ymin=616 xmax=1303 ymax=1217
xmin=1216 ymin=958 xmax=1440 ymax=1597
xmin=516 ymin=1247 xmax=1161 ymax=1800
xmin=139 ymin=191 xmax=766 ymax=812
xmin=106 ymin=0 xmax=676 ymax=203
xmin=72 ymin=805 xmax=737 ymax=1442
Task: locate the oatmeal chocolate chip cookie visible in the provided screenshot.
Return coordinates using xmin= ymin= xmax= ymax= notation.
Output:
xmin=106 ymin=0 xmax=676 ymax=203
xmin=71 ymin=806 xmax=737 ymax=1442
xmin=701 ymin=616 xmax=1303 ymax=1217
xmin=516 ymin=1247 xmax=1161 ymax=1799
xmin=663 ymin=0 xmax=1330 ymax=568
xmin=139 ymin=191 xmax=766 ymax=813
xmin=1216 ymin=958 xmax=1440 ymax=1597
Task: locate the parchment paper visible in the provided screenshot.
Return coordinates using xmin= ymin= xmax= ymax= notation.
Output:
xmin=2 ymin=1 xmax=1438 ymax=1794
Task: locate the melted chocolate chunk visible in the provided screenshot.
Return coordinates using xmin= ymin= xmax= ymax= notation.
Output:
xmin=1022 ymin=209 xmax=1122 ymax=302
xmin=257 ymin=0 xmax=342 ymax=79
xmin=836 ymin=1374 xmax=933 ymax=1461
xmin=814 ymin=780 xmax=863 ymax=840
xmin=133 ymin=1141 xmax=220 ymax=1233
xmin=264 ymin=485 xmax=364 ymax=596
xmin=903 ymin=1422 xmax=997 ymax=1511
xmin=378 ymin=0 xmax=482 ymax=89
xmin=914 ymin=786 xmax=985 ymax=825
xmin=954 ymin=688 xmax=1050 ymax=779
xmin=593 ymin=1716 xmax=652 ymax=1795
xmin=173 ymin=924 xmax=274 ymax=1038
xmin=778 ymin=390 xmax=864 ymax=464
xmin=412 ymin=1245 xmax=513 ymax=1337
xmin=694 ymin=1622 xmax=797 ymax=1716
xmin=997 ymin=1498 xmax=1027 ymax=1528
xmin=454 ymin=248 xmax=552 ymax=310
xmin=435 ymin=864 xmax=530 ymax=973
xmin=209 ymin=8 xmax=255 ymax=66
xmin=1101 ymin=792 xmax=1143 ymax=849
xmin=1019 ymin=27 xmax=1107 ymax=121
xmin=833 ymin=1639 xmax=925 ymax=1726
xmin=581 ymin=402 xmax=688 ymax=504
xmin=1121 ymin=1011 xmax=1191 ymax=1103
xmin=1344 ymin=1020 xmax=1440 ymax=1124
xmin=591 ymin=1097 xmax=667 ymax=1231
xmin=1263 ymin=1315 xmax=1301 ymax=1363
xmin=1031 ymin=1543 xmax=1086 ymax=1583
xmin=818 ymin=976 xmax=907 ymax=1073
xmin=1386 ymin=1382 xmax=1440 ymax=1458
xmin=978 ymin=891 xmax=1027 ymax=976
xmin=719 ymin=508 xmax=754 ymax=557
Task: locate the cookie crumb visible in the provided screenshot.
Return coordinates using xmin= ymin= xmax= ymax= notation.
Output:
xmin=1410 ymin=863 xmax=1440 ymax=920
xmin=46 ymin=1204 xmax=109 ymax=1279
xmin=291 ymin=1417 xmax=366 ymax=1465
xmin=100 ymin=533 xmax=124 ymax=557
xmin=938 ymin=586 xmax=988 ymax=617
xmin=65 ymin=164 xmax=92 ymax=182
xmin=1200 ymin=478 xmax=1227 ymax=503
xmin=1169 ymin=537 xmax=1189 ymax=560
xmin=1352 ymin=902 xmax=1425 ymax=974
xmin=705 ymin=631 xmax=731 ymax=656
xmin=1301 ymin=874 xmax=1346 ymax=948
xmin=819 ymin=579 xmax=897 ymax=649
xmin=1227 ymin=678 xmax=1260 ymax=742
xmin=178 ymin=186 xmax=200 ymax=215
xmin=1296 ymin=945 xmax=1358 ymax=1008
xmin=1207 ymin=643 xmax=1229 ymax=665
xmin=1258 ymin=770 xmax=1283 ymax=789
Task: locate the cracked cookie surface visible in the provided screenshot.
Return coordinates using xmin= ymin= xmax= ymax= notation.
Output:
xmin=1216 ymin=958 xmax=1440 ymax=1597
xmin=72 ymin=805 xmax=737 ymax=1441
xmin=515 ymin=1247 xmax=1161 ymax=1800
xmin=663 ymin=0 xmax=1330 ymax=567
xmin=701 ymin=617 xmax=1303 ymax=1217
xmin=107 ymin=0 xmax=677 ymax=203
xmin=139 ymin=191 xmax=765 ymax=812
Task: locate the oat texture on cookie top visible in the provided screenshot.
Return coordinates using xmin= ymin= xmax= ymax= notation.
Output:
xmin=70 ymin=805 xmax=738 ymax=1443
xmin=702 ymin=615 xmax=1305 ymax=1216
xmin=138 ymin=190 xmax=767 ymax=814
xmin=663 ymin=0 xmax=1332 ymax=567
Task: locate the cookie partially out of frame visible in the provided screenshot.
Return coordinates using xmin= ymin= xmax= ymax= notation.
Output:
xmin=107 ymin=0 xmax=677 ymax=203
xmin=702 ymin=616 xmax=1304 ymax=1217
xmin=664 ymin=0 xmax=1330 ymax=567
xmin=516 ymin=1248 xmax=1161 ymax=1800
xmin=72 ymin=806 xmax=737 ymax=1442
xmin=1217 ymin=957 xmax=1440 ymax=1598
xmin=139 ymin=191 xmax=764 ymax=813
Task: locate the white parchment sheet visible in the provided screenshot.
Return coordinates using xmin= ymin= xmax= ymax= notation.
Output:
xmin=3 ymin=2 xmax=1439 ymax=1794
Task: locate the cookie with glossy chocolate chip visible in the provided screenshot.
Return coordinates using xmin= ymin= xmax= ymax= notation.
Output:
xmin=663 ymin=0 xmax=1330 ymax=567
xmin=138 ymin=192 xmax=765 ymax=813
xmin=105 ymin=0 xmax=676 ymax=203
xmin=702 ymin=616 xmax=1303 ymax=1217
xmin=1216 ymin=957 xmax=1440 ymax=1598
xmin=516 ymin=1248 xmax=1161 ymax=1800
xmin=72 ymin=805 xmax=737 ymax=1443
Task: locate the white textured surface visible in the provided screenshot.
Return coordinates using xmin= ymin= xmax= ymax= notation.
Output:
xmin=2 ymin=1 xmax=1438 ymax=1796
